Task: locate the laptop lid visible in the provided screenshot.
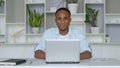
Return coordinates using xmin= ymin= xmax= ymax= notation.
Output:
xmin=45 ymin=39 xmax=80 ymax=63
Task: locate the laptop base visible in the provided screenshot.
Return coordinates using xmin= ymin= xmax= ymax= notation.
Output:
xmin=46 ymin=62 xmax=79 ymax=64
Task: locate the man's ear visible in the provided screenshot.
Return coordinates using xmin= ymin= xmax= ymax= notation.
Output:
xmin=70 ymin=17 xmax=72 ymax=23
xmin=55 ymin=18 xmax=57 ymax=24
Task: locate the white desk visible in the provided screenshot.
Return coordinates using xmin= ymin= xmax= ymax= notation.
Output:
xmin=0 ymin=58 xmax=120 ymax=68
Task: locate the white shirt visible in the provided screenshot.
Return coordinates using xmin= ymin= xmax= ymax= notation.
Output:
xmin=57 ymin=33 xmax=70 ymax=39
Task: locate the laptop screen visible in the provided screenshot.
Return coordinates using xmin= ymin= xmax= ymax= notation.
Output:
xmin=45 ymin=39 xmax=80 ymax=64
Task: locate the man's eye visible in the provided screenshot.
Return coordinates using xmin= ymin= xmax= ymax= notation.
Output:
xmin=64 ymin=17 xmax=69 ymax=20
xmin=57 ymin=17 xmax=61 ymax=20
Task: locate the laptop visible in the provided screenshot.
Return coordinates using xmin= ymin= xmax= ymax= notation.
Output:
xmin=45 ymin=39 xmax=80 ymax=64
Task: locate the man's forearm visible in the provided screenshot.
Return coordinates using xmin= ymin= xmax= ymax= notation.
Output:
xmin=34 ymin=50 xmax=46 ymax=59
xmin=80 ymin=51 xmax=92 ymax=60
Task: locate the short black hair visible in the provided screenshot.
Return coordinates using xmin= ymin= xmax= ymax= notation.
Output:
xmin=55 ymin=7 xmax=71 ymax=16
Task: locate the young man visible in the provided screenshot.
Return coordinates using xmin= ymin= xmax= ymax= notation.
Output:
xmin=34 ymin=7 xmax=92 ymax=60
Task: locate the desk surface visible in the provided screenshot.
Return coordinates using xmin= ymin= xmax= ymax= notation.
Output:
xmin=0 ymin=58 xmax=120 ymax=68
xmin=22 ymin=58 xmax=120 ymax=66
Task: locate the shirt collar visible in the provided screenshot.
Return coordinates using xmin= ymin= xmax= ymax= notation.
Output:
xmin=55 ymin=27 xmax=73 ymax=39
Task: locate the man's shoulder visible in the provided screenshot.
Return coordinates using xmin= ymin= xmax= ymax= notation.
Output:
xmin=45 ymin=27 xmax=57 ymax=32
xmin=69 ymin=27 xmax=85 ymax=38
xmin=69 ymin=27 xmax=83 ymax=34
xmin=44 ymin=27 xmax=58 ymax=34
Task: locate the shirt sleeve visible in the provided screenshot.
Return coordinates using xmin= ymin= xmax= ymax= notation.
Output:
xmin=80 ymin=37 xmax=92 ymax=53
xmin=34 ymin=31 xmax=47 ymax=52
xmin=34 ymin=37 xmax=45 ymax=52
xmin=34 ymin=27 xmax=56 ymax=52
xmin=75 ymin=30 xmax=92 ymax=53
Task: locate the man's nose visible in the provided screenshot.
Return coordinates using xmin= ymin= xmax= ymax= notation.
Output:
xmin=61 ymin=19 xmax=65 ymax=23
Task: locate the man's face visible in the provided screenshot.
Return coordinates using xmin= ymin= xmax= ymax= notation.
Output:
xmin=55 ymin=10 xmax=71 ymax=31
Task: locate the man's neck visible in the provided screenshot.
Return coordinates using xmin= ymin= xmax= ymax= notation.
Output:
xmin=59 ymin=29 xmax=69 ymax=36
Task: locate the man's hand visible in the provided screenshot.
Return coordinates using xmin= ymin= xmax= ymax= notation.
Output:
xmin=80 ymin=51 xmax=92 ymax=60
xmin=34 ymin=50 xmax=46 ymax=59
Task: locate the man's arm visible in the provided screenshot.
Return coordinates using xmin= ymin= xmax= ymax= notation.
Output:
xmin=80 ymin=51 xmax=92 ymax=60
xmin=34 ymin=50 xmax=46 ymax=59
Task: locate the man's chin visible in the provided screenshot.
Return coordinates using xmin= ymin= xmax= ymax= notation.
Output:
xmin=59 ymin=27 xmax=69 ymax=30
xmin=59 ymin=28 xmax=68 ymax=31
